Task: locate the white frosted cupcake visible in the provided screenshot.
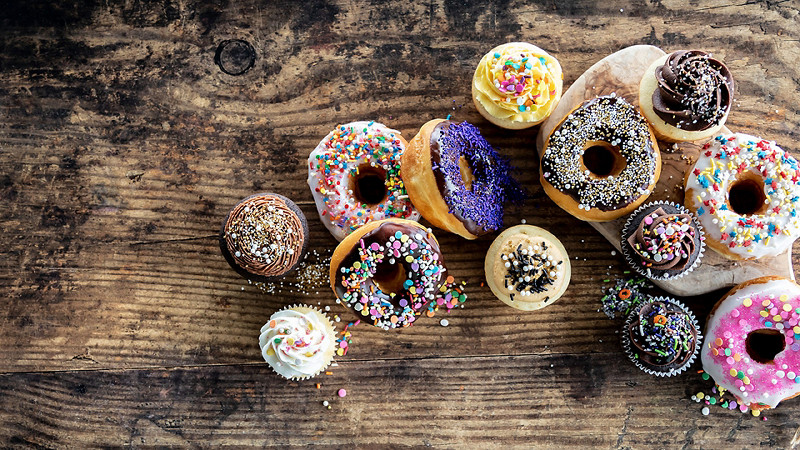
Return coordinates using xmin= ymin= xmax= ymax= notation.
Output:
xmin=259 ymin=305 xmax=336 ymax=380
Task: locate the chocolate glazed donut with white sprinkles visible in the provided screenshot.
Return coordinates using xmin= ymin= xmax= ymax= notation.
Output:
xmin=540 ymin=95 xmax=661 ymax=222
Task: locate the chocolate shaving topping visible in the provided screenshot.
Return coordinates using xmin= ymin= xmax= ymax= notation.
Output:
xmin=224 ymin=195 xmax=305 ymax=277
xmin=652 ymin=50 xmax=734 ymax=131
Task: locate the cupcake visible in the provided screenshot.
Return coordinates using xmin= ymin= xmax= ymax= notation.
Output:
xmin=472 ymin=42 xmax=563 ymax=129
xmin=484 ymin=224 xmax=571 ymax=311
xmin=220 ymin=193 xmax=309 ymax=282
xmin=622 ymin=297 xmax=702 ymax=377
xmin=259 ymin=305 xmax=337 ymax=380
xmin=621 ymin=201 xmax=705 ymax=281
xmin=638 ymin=50 xmax=734 ymax=142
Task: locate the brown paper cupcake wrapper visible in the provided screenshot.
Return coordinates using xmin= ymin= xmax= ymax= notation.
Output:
xmin=621 ymin=296 xmax=703 ymax=377
xmin=620 ymin=201 xmax=706 ymax=281
xmin=259 ymin=304 xmax=337 ymax=381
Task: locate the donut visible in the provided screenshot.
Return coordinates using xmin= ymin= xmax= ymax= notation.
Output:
xmin=330 ymin=218 xmax=459 ymax=329
xmin=402 ymin=119 xmax=523 ymax=239
xmin=702 ymin=276 xmax=800 ymax=411
xmin=472 ymin=42 xmax=563 ymax=129
xmin=684 ymin=133 xmax=800 ymax=260
xmin=639 ymin=50 xmax=734 ymax=143
xmin=220 ymin=193 xmax=308 ymax=282
xmin=308 ymin=121 xmax=420 ymax=242
xmin=484 ymin=225 xmax=571 ymax=311
xmin=540 ymin=95 xmax=661 ymax=222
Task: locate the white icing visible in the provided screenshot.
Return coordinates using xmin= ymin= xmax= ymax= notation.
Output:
xmin=685 ymin=132 xmax=800 ymax=259
xmin=259 ymin=309 xmax=334 ymax=379
xmin=307 ymin=121 xmax=420 ymax=241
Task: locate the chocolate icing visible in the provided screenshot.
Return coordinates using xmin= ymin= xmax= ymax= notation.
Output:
xmin=221 ymin=193 xmax=307 ymax=279
xmin=652 ymin=50 xmax=734 ymax=131
xmin=627 ymin=300 xmax=698 ymax=372
xmin=334 ymin=221 xmax=445 ymax=312
xmin=625 ymin=206 xmax=700 ymax=276
xmin=541 ymin=96 xmax=658 ymax=212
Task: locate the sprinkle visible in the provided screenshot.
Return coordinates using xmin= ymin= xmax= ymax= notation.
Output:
xmin=337 ymin=389 xmax=347 ymax=398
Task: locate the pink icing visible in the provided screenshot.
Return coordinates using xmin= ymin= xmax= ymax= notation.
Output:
xmin=702 ymin=280 xmax=800 ymax=408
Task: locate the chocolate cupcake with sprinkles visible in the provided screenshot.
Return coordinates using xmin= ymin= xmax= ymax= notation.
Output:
xmin=623 ymin=296 xmax=702 ymax=377
xmin=621 ymin=201 xmax=705 ymax=281
xmin=329 ymin=218 xmax=464 ymax=329
xmin=308 ymin=121 xmax=420 ymax=242
xmin=402 ymin=119 xmax=524 ymax=239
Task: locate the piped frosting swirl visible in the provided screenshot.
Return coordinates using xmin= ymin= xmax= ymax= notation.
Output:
xmin=473 ymin=42 xmax=562 ymax=124
xmin=626 ymin=206 xmax=700 ymax=273
xmin=652 ymin=50 xmax=734 ymax=131
xmin=259 ymin=308 xmax=334 ymax=379
xmin=224 ymin=194 xmax=305 ymax=277
xmin=627 ymin=300 xmax=699 ymax=371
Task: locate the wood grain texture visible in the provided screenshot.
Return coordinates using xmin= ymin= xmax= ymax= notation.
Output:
xmin=535 ymin=45 xmax=795 ymax=296
xmin=1 ymin=0 xmax=800 ymax=446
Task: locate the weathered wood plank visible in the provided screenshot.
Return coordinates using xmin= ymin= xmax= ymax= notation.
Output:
xmin=1 ymin=0 xmax=799 ymax=372
xmin=0 ymin=353 xmax=796 ymax=448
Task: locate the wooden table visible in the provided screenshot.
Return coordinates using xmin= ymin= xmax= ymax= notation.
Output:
xmin=2 ymin=0 xmax=799 ymax=447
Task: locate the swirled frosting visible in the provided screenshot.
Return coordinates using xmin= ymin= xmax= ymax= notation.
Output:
xmin=652 ymin=50 xmax=734 ymax=131
xmin=224 ymin=194 xmax=305 ymax=277
xmin=259 ymin=308 xmax=334 ymax=379
xmin=625 ymin=205 xmax=701 ymax=276
xmin=473 ymin=43 xmax=562 ymax=124
xmin=627 ymin=300 xmax=699 ymax=372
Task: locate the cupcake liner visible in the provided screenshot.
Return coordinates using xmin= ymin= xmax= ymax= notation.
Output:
xmin=259 ymin=304 xmax=337 ymax=381
xmin=622 ymin=296 xmax=703 ymax=377
xmin=620 ymin=201 xmax=706 ymax=281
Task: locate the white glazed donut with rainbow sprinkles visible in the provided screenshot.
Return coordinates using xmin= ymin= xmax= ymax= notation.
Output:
xmin=684 ymin=132 xmax=800 ymax=260
xmin=701 ymin=276 xmax=800 ymax=411
xmin=308 ymin=121 xmax=420 ymax=242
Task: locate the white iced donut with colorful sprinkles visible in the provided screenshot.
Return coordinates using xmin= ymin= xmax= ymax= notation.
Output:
xmin=702 ymin=276 xmax=800 ymax=411
xmin=684 ymin=132 xmax=800 ymax=260
xmin=308 ymin=121 xmax=420 ymax=241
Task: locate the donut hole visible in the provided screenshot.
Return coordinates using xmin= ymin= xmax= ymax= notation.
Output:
xmin=728 ymin=174 xmax=768 ymax=216
xmin=581 ymin=142 xmax=626 ymax=179
xmin=745 ymin=329 xmax=785 ymax=364
xmin=371 ymin=260 xmax=407 ymax=296
xmin=458 ymin=155 xmax=476 ymax=191
xmin=352 ymin=165 xmax=388 ymax=206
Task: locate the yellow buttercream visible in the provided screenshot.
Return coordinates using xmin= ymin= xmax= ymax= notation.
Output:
xmin=473 ymin=42 xmax=563 ymax=124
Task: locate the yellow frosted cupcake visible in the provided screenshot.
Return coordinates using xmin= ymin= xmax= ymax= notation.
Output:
xmin=472 ymin=42 xmax=563 ymax=129
xmin=258 ymin=305 xmax=336 ymax=380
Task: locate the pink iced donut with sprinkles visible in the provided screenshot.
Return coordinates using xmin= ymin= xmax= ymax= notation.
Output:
xmin=702 ymin=276 xmax=800 ymax=411
xmin=684 ymin=132 xmax=800 ymax=260
xmin=308 ymin=121 xmax=420 ymax=241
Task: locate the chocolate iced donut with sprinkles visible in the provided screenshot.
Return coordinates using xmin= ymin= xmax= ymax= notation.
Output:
xmin=308 ymin=121 xmax=420 ymax=242
xmin=330 ymin=219 xmax=462 ymax=329
xmin=540 ymin=95 xmax=661 ymax=222
xmin=402 ymin=119 xmax=523 ymax=239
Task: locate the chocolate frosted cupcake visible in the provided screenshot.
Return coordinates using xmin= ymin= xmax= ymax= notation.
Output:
xmin=622 ymin=297 xmax=702 ymax=377
xmin=621 ymin=201 xmax=705 ymax=281
xmin=639 ymin=50 xmax=734 ymax=142
xmin=220 ymin=193 xmax=309 ymax=282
